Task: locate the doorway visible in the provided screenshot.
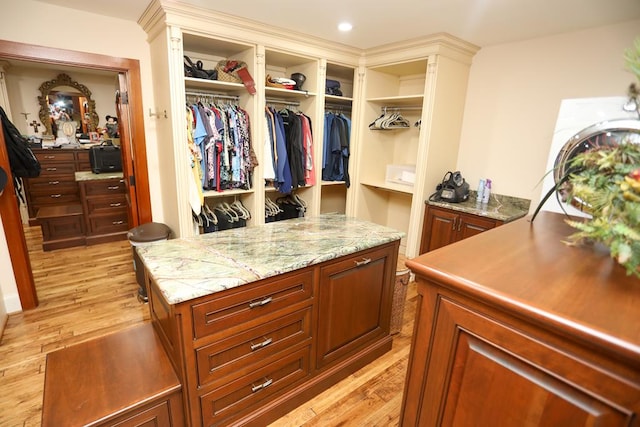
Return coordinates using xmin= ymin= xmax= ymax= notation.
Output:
xmin=0 ymin=39 xmax=152 ymax=310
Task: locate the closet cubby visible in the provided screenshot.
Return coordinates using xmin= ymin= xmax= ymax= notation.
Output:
xmin=263 ymin=48 xmax=320 ymax=219
xmin=320 ymin=62 xmax=356 ymax=215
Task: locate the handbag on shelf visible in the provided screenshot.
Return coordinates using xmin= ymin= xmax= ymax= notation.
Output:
xmin=215 ymin=60 xmax=256 ymax=94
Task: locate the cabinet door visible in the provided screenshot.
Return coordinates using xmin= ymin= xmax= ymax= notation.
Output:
xmin=408 ymin=294 xmax=639 ymax=426
xmin=456 ymin=212 xmax=498 ymax=242
xmin=316 ymin=245 xmax=393 ymax=369
xmin=420 ymin=207 xmax=458 ymax=253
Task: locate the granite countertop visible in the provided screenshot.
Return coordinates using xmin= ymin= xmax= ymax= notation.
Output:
xmin=136 ymin=215 xmax=404 ymax=305
xmin=75 ymin=171 xmax=124 ymax=181
xmin=427 ymin=191 xmax=531 ymax=222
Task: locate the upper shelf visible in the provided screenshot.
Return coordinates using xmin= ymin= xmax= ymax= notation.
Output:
xmin=366 ymin=95 xmax=424 ymax=107
xmin=184 ymin=77 xmax=247 ymax=94
xmin=265 ymin=86 xmax=317 ymax=99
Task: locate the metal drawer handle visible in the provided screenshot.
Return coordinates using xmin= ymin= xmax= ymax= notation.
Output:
xmin=251 ymin=378 xmax=273 ymax=393
xmin=46 ymin=167 xmax=57 ymax=171
xmin=44 ymin=155 xmax=55 ymax=159
xmin=250 ymin=337 xmax=273 ymax=351
xmin=107 ymin=186 xmax=120 ymax=190
xmin=452 ymin=217 xmax=456 ymax=230
xmin=112 ymin=220 xmax=124 ymax=225
xmin=249 ymin=296 xmax=272 ymax=308
xmin=48 ymin=181 xmax=60 ymax=185
xmin=110 ymin=203 xmax=122 ymax=207
xmin=457 ymin=218 xmax=462 ymax=232
xmin=50 ymin=194 xmax=62 ymax=198
xmin=355 ymin=257 xmax=372 ymax=267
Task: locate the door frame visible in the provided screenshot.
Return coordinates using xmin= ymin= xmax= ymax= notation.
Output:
xmin=0 ymin=39 xmax=152 ymax=310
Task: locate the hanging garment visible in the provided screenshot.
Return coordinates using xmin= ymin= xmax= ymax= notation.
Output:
xmin=322 ymin=112 xmax=350 ymax=187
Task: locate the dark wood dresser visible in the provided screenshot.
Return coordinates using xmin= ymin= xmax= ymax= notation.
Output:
xmin=402 ymin=211 xmax=640 ymax=426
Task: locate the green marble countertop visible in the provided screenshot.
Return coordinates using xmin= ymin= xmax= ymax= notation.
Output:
xmin=75 ymin=171 xmax=124 ymax=181
xmin=136 ymin=215 xmax=404 ymax=305
xmin=427 ymin=191 xmax=530 ymax=222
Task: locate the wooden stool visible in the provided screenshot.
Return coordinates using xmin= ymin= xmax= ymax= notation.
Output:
xmin=42 ymin=323 xmax=184 ymax=426
xmin=36 ymin=204 xmax=85 ymax=251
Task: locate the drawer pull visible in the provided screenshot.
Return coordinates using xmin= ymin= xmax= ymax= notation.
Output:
xmin=251 ymin=378 xmax=273 ymax=393
xmin=107 ymin=186 xmax=120 ymax=190
xmin=250 ymin=337 xmax=273 ymax=351
xmin=50 ymin=194 xmax=62 ymax=198
xmin=457 ymin=219 xmax=462 ymax=232
xmin=355 ymin=258 xmax=372 ymax=267
xmin=112 ymin=220 xmax=124 ymax=225
xmin=48 ymin=181 xmax=60 ymax=185
xmin=452 ymin=218 xmax=456 ymax=230
xmin=44 ymin=155 xmax=56 ymax=159
xmin=249 ymin=296 xmax=272 ymax=309
xmin=46 ymin=167 xmax=57 ymax=171
xmin=110 ymin=203 xmax=122 ymax=207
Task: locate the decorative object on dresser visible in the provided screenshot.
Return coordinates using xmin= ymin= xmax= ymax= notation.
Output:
xmin=402 ymin=211 xmax=640 ymax=426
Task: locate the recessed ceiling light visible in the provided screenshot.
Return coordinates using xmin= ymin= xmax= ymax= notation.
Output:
xmin=338 ymin=22 xmax=353 ymax=32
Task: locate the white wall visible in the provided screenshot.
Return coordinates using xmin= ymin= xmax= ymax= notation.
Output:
xmin=457 ymin=20 xmax=640 ymax=209
xmin=0 ymin=0 xmax=162 ymax=313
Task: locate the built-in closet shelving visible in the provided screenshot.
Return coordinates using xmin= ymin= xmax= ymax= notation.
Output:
xmin=141 ymin=2 xmax=477 ymax=249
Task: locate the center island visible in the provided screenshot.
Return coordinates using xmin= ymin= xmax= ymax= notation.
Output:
xmin=137 ymin=214 xmax=404 ymax=426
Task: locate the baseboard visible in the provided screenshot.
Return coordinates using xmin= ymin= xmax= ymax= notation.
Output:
xmin=2 ymin=292 xmax=22 ymax=314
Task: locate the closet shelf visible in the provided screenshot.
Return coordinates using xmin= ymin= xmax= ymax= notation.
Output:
xmin=366 ymin=95 xmax=424 ymax=106
xmin=360 ymin=179 xmax=414 ymax=195
xmin=203 ymin=188 xmax=255 ymax=198
xmin=265 ymin=86 xmax=316 ymax=99
xmin=325 ymin=94 xmax=352 ymax=105
xmin=184 ymin=77 xmax=246 ymax=93
xmin=321 ymin=180 xmax=346 ymax=186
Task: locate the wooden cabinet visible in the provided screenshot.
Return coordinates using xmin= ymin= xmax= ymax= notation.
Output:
xmin=24 ymin=149 xmax=88 ymax=224
xmin=402 ymin=212 xmax=640 ymax=426
xmin=147 ymin=240 xmax=399 ymax=427
xmin=79 ymin=177 xmax=129 ymax=244
xmin=420 ymin=204 xmax=502 ymax=253
xmin=42 ymin=324 xmax=184 ymax=427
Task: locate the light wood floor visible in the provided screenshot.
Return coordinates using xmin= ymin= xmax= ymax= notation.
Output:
xmin=0 ymin=225 xmax=417 ymax=427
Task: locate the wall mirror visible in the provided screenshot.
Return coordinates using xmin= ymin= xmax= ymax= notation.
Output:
xmin=37 ymin=73 xmax=99 ymax=136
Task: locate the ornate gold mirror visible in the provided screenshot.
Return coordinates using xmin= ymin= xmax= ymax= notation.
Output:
xmin=37 ymin=73 xmax=99 ymax=136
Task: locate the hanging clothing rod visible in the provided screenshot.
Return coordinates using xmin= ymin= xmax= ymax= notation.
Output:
xmin=265 ymin=97 xmax=300 ymax=106
xmin=325 ymin=103 xmax=352 ymax=111
xmin=381 ymin=105 xmax=422 ymax=112
xmin=185 ymin=91 xmax=239 ymax=102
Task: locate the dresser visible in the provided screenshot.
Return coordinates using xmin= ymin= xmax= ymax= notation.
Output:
xmin=402 ymin=212 xmax=640 ymax=426
xmin=24 ymin=148 xmax=89 ymax=225
xmin=138 ymin=216 xmax=403 ymax=426
xmin=419 ymin=193 xmax=530 ymax=254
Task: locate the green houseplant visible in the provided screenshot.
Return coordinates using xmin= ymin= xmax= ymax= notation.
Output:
xmin=533 ymin=37 xmax=640 ymax=278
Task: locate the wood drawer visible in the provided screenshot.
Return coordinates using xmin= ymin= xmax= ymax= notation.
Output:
xmin=83 ymin=179 xmax=126 ymax=196
xmin=35 ymin=151 xmax=76 ymax=162
xmin=88 ymin=212 xmax=129 ymax=234
xmin=76 ymin=151 xmax=91 ymax=171
xmin=199 ymin=345 xmax=311 ymax=427
xmin=86 ymin=194 xmax=128 ymax=215
xmin=108 ymin=398 xmax=177 ymax=427
xmin=31 ymin=191 xmax=80 ymax=206
xmin=26 ymin=175 xmax=77 ymax=188
xmin=28 ymin=181 xmax=78 ymax=196
xmin=196 ymin=308 xmax=312 ymax=388
xmin=191 ymin=269 xmax=314 ymax=340
xmin=39 ymin=163 xmax=76 ymax=176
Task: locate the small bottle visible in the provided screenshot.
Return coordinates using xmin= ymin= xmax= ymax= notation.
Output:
xmin=476 ymin=179 xmax=485 ymax=203
xmin=482 ymin=179 xmax=492 ymax=204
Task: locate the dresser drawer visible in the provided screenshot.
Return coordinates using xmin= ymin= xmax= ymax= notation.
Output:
xmin=28 ymin=181 xmax=78 ymax=196
xmin=196 ymin=308 xmax=312 ymax=388
xmin=31 ymin=191 xmax=80 ymax=206
xmin=88 ymin=212 xmax=129 ymax=234
xmin=83 ymin=179 xmax=126 ymax=196
xmin=27 ymin=175 xmax=77 ymax=188
xmin=35 ymin=151 xmax=76 ymax=163
xmin=199 ymin=345 xmax=311 ymax=427
xmin=191 ymin=269 xmax=314 ymax=340
xmin=86 ymin=194 xmax=128 ymax=215
xmin=76 ymin=151 xmax=91 ymax=171
xmin=39 ymin=163 xmax=76 ymax=176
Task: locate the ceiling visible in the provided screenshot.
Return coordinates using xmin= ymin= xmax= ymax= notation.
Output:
xmin=36 ymin=0 xmax=640 ymax=49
